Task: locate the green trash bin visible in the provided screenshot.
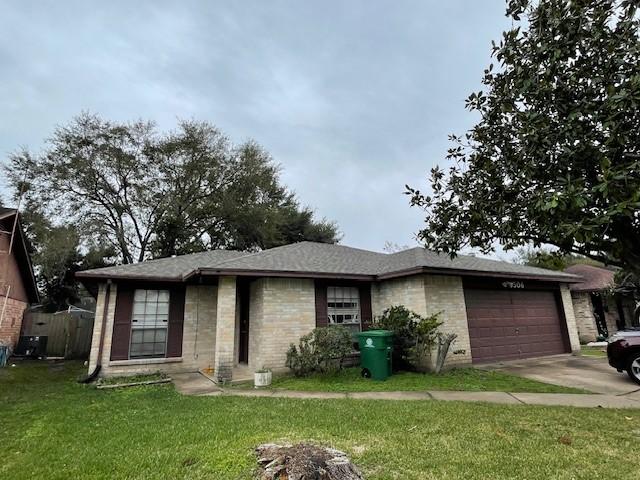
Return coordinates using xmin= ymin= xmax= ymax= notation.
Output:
xmin=357 ymin=329 xmax=393 ymax=380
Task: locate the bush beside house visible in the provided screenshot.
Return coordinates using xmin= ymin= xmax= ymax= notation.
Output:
xmin=285 ymin=306 xmax=460 ymax=379
xmin=374 ymin=305 xmax=442 ymax=373
xmin=286 ymin=325 xmax=353 ymax=377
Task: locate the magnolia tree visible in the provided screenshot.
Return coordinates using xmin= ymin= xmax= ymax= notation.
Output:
xmin=407 ymin=0 xmax=640 ymax=275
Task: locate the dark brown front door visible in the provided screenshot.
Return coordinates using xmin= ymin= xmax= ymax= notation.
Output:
xmin=465 ymin=289 xmax=568 ymax=363
xmin=238 ymin=281 xmax=250 ymax=364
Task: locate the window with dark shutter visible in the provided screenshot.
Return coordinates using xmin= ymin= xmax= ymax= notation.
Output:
xmin=327 ymin=286 xmax=361 ymax=334
xmin=166 ymin=286 xmax=185 ymax=358
xmin=315 ymin=280 xmax=328 ymax=327
xmin=110 ymin=287 xmax=134 ymax=361
xmin=129 ymin=289 xmax=170 ymax=358
xmin=110 ymin=284 xmax=185 ymax=361
xmin=359 ymin=285 xmax=372 ymax=331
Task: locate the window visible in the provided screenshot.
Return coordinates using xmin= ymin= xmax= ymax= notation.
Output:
xmin=130 ymin=289 xmax=170 ymax=358
xmin=327 ymin=286 xmax=361 ymax=333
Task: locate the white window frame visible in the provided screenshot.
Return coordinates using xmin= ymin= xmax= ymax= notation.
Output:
xmin=327 ymin=286 xmax=361 ymax=332
xmin=129 ymin=289 xmax=170 ymax=359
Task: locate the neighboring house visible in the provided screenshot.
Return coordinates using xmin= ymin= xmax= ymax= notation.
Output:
xmin=0 ymin=208 xmax=39 ymax=349
xmin=77 ymin=242 xmax=581 ymax=381
xmin=565 ymin=264 xmax=637 ymax=342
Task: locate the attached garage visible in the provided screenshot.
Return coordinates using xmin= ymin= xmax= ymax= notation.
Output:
xmin=465 ymin=285 xmax=570 ymax=364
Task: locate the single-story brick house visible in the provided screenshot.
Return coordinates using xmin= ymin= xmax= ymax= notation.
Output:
xmin=565 ymin=264 xmax=637 ymax=343
xmin=0 ymin=208 xmax=39 ymax=349
xmin=77 ymin=242 xmax=581 ymax=381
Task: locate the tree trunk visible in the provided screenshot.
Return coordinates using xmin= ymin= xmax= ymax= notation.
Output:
xmin=255 ymin=443 xmax=364 ymax=480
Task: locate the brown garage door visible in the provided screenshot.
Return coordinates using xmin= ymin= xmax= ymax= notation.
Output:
xmin=465 ymin=289 xmax=569 ymax=363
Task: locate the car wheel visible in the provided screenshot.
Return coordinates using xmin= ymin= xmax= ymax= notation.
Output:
xmin=626 ymin=353 xmax=640 ymax=386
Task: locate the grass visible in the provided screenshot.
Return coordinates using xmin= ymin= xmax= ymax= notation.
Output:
xmin=238 ymin=367 xmax=588 ymax=394
xmin=580 ymin=346 xmax=608 ymax=358
xmin=2 ymin=360 xmax=639 ymax=480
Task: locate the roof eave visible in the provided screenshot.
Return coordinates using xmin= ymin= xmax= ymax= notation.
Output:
xmin=569 ymin=285 xmax=612 ymax=293
xmin=74 ymin=262 xmax=581 ymax=285
xmin=75 ymin=271 xmax=184 ymax=283
xmin=377 ymin=266 xmax=581 ymax=283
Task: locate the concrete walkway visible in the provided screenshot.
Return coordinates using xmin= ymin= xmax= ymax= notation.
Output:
xmin=172 ymin=372 xmax=640 ymax=409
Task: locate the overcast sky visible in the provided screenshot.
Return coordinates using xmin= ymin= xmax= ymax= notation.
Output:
xmin=0 ymin=0 xmax=511 ymax=254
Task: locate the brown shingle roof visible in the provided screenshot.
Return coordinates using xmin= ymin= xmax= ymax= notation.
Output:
xmin=75 ymin=250 xmax=248 ymax=281
xmin=564 ymin=264 xmax=615 ymax=292
xmin=77 ymin=241 xmax=579 ymax=283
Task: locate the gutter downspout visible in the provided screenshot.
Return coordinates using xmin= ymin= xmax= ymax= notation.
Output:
xmin=79 ymin=280 xmax=111 ymax=383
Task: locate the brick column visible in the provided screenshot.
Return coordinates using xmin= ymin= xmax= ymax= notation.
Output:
xmin=559 ymin=284 xmax=581 ymax=353
xmin=87 ymin=283 xmax=117 ymax=375
xmin=213 ymin=276 xmax=236 ymax=383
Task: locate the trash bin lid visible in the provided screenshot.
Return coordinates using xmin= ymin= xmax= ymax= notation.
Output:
xmin=357 ymin=329 xmax=393 ymax=337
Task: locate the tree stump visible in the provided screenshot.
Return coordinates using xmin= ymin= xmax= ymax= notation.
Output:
xmin=255 ymin=443 xmax=364 ymax=480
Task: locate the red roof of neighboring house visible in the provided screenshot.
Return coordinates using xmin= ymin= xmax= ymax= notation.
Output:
xmin=564 ymin=264 xmax=615 ymax=292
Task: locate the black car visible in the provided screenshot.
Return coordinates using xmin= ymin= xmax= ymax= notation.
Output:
xmin=607 ymin=328 xmax=640 ymax=385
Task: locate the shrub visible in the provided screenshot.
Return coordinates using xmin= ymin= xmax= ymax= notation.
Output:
xmin=286 ymin=326 xmax=353 ymax=377
xmin=374 ymin=305 xmax=442 ymax=372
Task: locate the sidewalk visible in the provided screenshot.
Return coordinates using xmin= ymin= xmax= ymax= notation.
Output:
xmin=172 ymin=372 xmax=640 ymax=409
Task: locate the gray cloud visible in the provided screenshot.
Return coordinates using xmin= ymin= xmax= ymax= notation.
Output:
xmin=0 ymin=0 xmax=509 ymax=252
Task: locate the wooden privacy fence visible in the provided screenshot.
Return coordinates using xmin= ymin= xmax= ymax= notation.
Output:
xmin=21 ymin=311 xmax=94 ymax=359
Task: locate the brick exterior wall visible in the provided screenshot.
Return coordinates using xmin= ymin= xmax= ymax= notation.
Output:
xmin=87 ymin=274 xmax=583 ymax=378
xmin=184 ymin=285 xmax=218 ymax=371
xmin=372 ymin=274 xmax=472 ymax=367
xmin=89 ymin=283 xmax=220 ymax=377
xmin=371 ymin=275 xmax=428 ymax=318
xmin=248 ymin=277 xmax=316 ymax=372
xmin=423 ymin=275 xmax=472 ymax=366
xmin=571 ymin=291 xmax=624 ymax=343
xmin=0 ymin=296 xmax=28 ymax=349
xmin=559 ymin=284 xmax=581 ymax=352
xmin=603 ymin=302 xmax=621 ymax=336
xmin=571 ymin=291 xmax=598 ymax=343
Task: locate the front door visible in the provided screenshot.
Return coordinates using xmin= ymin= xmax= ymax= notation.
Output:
xmin=238 ymin=281 xmax=250 ymax=364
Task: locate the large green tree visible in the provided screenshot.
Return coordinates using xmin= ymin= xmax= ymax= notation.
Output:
xmin=17 ymin=201 xmax=116 ymax=311
xmin=408 ymin=0 xmax=640 ymax=274
xmin=7 ymin=113 xmax=339 ymax=263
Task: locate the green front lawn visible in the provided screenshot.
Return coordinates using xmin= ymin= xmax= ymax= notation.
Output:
xmin=2 ymin=360 xmax=638 ymax=480
xmin=253 ymin=367 xmax=587 ymax=393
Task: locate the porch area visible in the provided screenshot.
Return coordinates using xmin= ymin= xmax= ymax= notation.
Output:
xmin=206 ymin=276 xmax=317 ymax=384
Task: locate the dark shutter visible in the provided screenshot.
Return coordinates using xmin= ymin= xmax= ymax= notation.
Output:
xmin=315 ymin=280 xmax=328 ymax=327
xmin=359 ymin=284 xmax=372 ymax=331
xmin=166 ymin=285 xmax=185 ymax=357
xmin=110 ymin=285 xmax=134 ymax=361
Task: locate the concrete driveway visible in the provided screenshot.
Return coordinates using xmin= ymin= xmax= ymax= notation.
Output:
xmin=482 ymin=354 xmax=640 ymax=396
